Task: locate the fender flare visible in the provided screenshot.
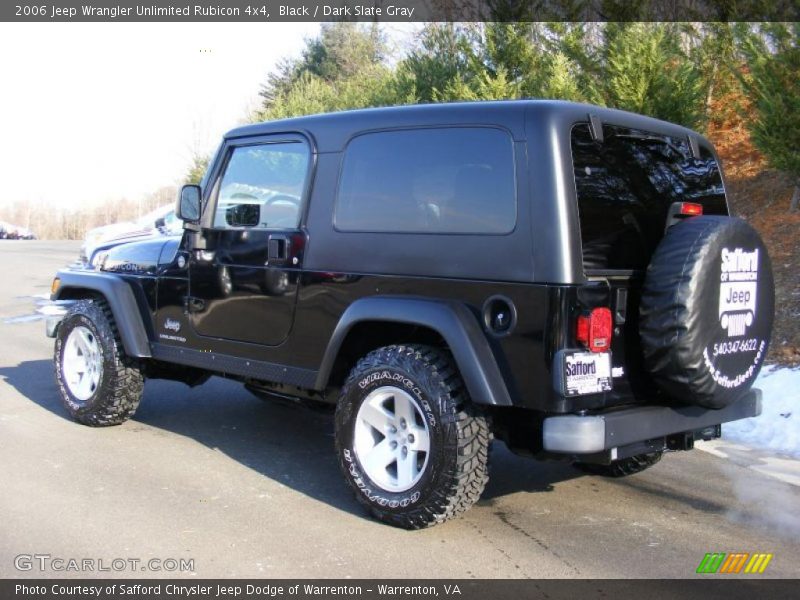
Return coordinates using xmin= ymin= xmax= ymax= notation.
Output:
xmin=315 ymin=296 xmax=512 ymax=406
xmin=52 ymin=270 xmax=152 ymax=358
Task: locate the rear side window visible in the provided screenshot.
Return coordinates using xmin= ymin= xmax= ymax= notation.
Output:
xmin=571 ymin=123 xmax=727 ymax=271
xmin=335 ymin=127 xmax=516 ymax=234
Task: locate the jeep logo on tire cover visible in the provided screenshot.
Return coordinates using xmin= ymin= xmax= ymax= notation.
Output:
xmin=703 ymin=245 xmax=768 ymax=391
xmin=719 ymin=247 xmax=758 ymax=337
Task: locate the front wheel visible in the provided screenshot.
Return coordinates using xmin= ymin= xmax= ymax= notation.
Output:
xmin=54 ymin=299 xmax=144 ymax=426
xmin=335 ymin=344 xmax=491 ymax=529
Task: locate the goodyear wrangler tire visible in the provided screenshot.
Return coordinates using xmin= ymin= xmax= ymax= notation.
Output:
xmin=54 ymin=299 xmax=144 ymax=426
xmin=640 ymin=216 xmax=774 ymax=409
xmin=335 ymin=344 xmax=491 ymax=529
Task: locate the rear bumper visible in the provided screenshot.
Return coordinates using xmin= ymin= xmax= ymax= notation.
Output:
xmin=542 ymin=388 xmax=762 ymax=454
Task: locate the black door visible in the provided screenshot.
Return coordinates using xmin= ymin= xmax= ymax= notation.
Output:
xmin=187 ymin=135 xmax=311 ymax=347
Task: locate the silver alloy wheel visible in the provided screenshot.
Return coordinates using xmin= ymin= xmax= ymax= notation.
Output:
xmin=353 ymin=385 xmax=431 ymax=492
xmin=62 ymin=325 xmax=102 ymax=401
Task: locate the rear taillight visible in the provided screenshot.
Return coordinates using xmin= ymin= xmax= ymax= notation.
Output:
xmin=678 ymin=202 xmax=703 ymax=216
xmin=576 ymin=307 xmax=613 ymax=353
xmin=666 ymin=201 xmax=704 ymax=230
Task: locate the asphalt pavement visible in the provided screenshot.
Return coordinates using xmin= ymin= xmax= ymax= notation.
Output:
xmin=1 ymin=240 xmax=799 ymax=579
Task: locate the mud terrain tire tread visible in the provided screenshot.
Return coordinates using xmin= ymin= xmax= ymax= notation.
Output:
xmin=335 ymin=344 xmax=491 ymax=529
xmin=54 ymin=298 xmax=144 ymax=426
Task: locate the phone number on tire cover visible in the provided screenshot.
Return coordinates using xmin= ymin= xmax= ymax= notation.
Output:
xmin=712 ymin=338 xmax=759 ymax=357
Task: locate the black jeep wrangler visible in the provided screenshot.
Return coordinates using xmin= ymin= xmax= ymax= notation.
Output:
xmin=47 ymin=101 xmax=773 ymax=529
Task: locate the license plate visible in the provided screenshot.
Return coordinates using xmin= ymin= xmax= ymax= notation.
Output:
xmin=564 ymin=351 xmax=612 ymax=396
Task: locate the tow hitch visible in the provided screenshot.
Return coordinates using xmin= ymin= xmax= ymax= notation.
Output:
xmin=667 ymin=425 xmax=721 ymax=451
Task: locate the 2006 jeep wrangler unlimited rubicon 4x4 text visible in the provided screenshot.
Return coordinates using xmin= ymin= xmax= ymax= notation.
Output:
xmin=47 ymin=101 xmax=774 ymax=528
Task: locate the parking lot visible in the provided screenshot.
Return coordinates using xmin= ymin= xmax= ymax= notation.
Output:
xmin=1 ymin=240 xmax=799 ymax=579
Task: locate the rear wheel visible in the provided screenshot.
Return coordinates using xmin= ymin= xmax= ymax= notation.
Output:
xmin=54 ymin=299 xmax=144 ymax=426
xmin=573 ymin=451 xmax=663 ymax=478
xmin=335 ymin=344 xmax=491 ymax=529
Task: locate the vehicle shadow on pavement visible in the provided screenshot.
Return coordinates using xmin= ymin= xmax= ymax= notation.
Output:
xmin=134 ymin=376 xmax=368 ymax=521
xmin=0 ymin=359 xmax=65 ymax=416
xmin=480 ymin=448 xmax=582 ymax=502
xmin=2 ymin=360 xmax=369 ymax=519
xmin=3 ymin=360 xmax=587 ymax=519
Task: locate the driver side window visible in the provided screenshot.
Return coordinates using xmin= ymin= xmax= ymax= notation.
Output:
xmin=213 ymin=141 xmax=309 ymax=230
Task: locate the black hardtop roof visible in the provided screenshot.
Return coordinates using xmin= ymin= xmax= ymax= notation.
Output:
xmin=225 ymin=100 xmax=709 ymax=153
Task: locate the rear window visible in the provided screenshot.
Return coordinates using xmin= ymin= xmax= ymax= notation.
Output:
xmin=335 ymin=127 xmax=516 ymax=234
xmin=571 ymin=123 xmax=727 ymax=271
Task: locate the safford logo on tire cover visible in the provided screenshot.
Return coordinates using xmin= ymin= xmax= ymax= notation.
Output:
xmin=719 ymin=247 xmax=758 ymax=337
xmin=703 ymin=246 xmax=767 ymax=390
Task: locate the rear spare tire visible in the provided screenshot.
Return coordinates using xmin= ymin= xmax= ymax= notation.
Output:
xmin=640 ymin=216 xmax=773 ymax=409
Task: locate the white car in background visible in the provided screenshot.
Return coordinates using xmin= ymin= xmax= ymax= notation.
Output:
xmin=79 ymin=204 xmax=183 ymax=266
xmin=0 ymin=221 xmax=36 ymax=239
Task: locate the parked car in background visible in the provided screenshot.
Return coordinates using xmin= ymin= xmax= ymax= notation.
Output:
xmin=79 ymin=204 xmax=183 ymax=264
xmin=0 ymin=221 xmax=36 ymax=239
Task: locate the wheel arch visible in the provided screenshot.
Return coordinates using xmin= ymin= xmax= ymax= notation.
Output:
xmin=316 ymin=297 xmax=512 ymax=406
xmin=53 ymin=270 xmax=152 ymax=358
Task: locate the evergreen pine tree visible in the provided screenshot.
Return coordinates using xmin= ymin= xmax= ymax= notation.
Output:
xmin=735 ymin=23 xmax=800 ymax=211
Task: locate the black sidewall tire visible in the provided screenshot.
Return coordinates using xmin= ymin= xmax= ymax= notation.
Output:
xmin=336 ymin=364 xmax=454 ymax=516
xmin=54 ymin=300 xmax=142 ymax=425
xmin=55 ymin=308 xmax=109 ymax=417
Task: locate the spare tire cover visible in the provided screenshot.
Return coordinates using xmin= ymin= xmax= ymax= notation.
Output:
xmin=640 ymin=216 xmax=774 ymax=409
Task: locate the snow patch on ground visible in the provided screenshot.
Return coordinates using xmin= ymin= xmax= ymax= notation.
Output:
xmin=723 ymin=365 xmax=800 ymax=458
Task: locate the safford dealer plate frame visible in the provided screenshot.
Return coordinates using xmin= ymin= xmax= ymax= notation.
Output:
xmin=563 ymin=351 xmax=612 ymax=397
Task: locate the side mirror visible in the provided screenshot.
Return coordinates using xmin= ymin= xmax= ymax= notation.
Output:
xmin=154 ymin=217 xmax=166 ymax=229
xmin=177 ymin=185 xmax=201 ymax=223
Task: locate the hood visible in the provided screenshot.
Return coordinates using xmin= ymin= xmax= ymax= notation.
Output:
xmin=87 ymin=229 xmax=173 ymax=266
xmin=100 ymin=236 xmax=181 ymax=276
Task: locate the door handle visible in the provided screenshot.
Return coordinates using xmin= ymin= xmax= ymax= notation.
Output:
xmin=267 ymin=235 xmax=288 ymax=264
